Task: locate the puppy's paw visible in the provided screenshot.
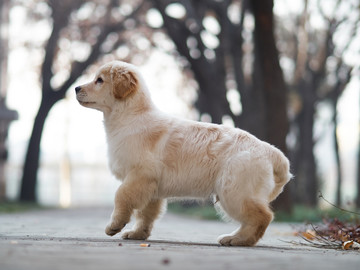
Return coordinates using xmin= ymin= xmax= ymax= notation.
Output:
xmin=122 ymin=229 xmax=149 ymax=240
xmin=218 ymin=234 xmax=235 ymax=246
xmin=105 ymin=222 xmax=126 ymax=236
xmin=218 ymin=234 xmax=256 ymax=247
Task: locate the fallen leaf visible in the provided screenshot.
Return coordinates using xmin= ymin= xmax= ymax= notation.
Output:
xmin=302 ymin=229 xmax=316 ymax=240
xmin=342 ymin=240 xmax=353 ymax=250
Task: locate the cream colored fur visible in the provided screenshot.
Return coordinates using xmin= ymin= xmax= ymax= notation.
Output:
xmin=75 ymin=61 xmax=292 ymax=246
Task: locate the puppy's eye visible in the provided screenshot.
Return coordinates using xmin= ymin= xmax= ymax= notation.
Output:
xmin=95 ymin=77 xmax=103 ymax=84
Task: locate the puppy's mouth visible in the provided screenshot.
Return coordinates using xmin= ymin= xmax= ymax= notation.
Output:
xmin=78 ymin=100 xmax=96 ymax=106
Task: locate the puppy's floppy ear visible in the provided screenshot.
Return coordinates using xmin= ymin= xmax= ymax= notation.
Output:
xmin=111 ymin=67 xmax=138 ymax=100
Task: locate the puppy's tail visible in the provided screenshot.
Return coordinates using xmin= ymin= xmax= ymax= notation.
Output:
xmin=269 ymin=148 xmax=292 ymax=202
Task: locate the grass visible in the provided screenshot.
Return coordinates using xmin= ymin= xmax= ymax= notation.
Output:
xmin=167 ymin=202 xmax=220 ymax=220
xmin=2 ymin=200 xmax=357 ymax=223
xmin=168 ymin=202 xmax=359 ymax=223
xmin=275 ymin=205 xmax=359 ymax=223
xmin=0 ymin=201 xmax=45 ymax=213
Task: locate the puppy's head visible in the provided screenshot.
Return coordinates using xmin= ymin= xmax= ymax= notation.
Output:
xmin=75 ymin=61 xmax=141 ymax=113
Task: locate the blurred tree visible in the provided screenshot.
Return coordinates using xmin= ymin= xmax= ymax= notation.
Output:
xmin=358 ymin=99 xmax=360 ymax=207
xmin=278 ymin=0 xmax=357 ymax=206
xmin=151 ymin=0 xmax=291 ymax=210
xmin=19 ymin=0 xmax=149 ymax=202
xmin=0 ymin=0 xmax=18 ymax=201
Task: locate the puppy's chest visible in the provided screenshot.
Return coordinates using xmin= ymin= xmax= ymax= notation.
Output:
xmin=107 ymin=140 xmax=138 ymax=180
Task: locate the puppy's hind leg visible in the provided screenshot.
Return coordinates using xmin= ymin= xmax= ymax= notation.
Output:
xmin=218 ymin=198 xmax=273 ymax=246
xmin=122 ymin=199 xmax=165 ymax=240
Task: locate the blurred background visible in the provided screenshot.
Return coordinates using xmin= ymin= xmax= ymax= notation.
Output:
xmin=0 ymin=0 xmax=359 ymax=217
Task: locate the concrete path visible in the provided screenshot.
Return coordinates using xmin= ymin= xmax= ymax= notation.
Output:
xmin=0 ymin=207 xmax=359 ymax=270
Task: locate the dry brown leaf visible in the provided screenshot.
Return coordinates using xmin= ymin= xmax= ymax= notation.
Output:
xmin=302 ymin=229 xmax=316 ymax=240
xmin=342 ymin=240 xmax=353 ymax=250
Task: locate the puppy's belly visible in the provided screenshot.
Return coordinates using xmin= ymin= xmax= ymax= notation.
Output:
xmin=157 ymin=175 xmax=215 ymax=198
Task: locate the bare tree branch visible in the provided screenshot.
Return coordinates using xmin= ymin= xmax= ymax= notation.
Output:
xmin=54 ymin=0 xmax=146 ymax=100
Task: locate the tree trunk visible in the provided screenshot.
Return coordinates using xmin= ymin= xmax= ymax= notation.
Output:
xmin=19 ymin=95 xmax=57 ymax=202
xmin=301 ymin=107 xmax=317 ymax=206
xmin=357 ymin=94 xmax=360 ymax=208
xmin=194 ymin=66 xmax=230 ymax=124
xmin=293 ymin=82 xmax=317 ymax=206
xmin=357 ymin=142 xmax=360 ymax=208
xmin=250 ymin=0 xmax=291 ymax=211
xmin=251 ymin=0 xmax=288 ymax=152
xmin=332 ymin=100 xmax=342 ymax=206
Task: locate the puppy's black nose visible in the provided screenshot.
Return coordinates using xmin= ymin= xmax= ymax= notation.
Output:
xmin=75 ymin=86 xmax=81 ymax=93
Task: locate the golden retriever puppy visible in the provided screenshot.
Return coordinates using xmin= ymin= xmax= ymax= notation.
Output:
xmin=75 ymin=61 xmax=291 ymax=246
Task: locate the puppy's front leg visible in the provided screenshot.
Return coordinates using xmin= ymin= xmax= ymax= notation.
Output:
xmin=122 ymin=199 xmax=165 ymax=240
xmin=105 ymin=171 xmax=158 ymax=237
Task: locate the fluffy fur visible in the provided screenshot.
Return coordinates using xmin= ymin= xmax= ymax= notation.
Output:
xmin=75 ymin=61 xmax=292 ymax=246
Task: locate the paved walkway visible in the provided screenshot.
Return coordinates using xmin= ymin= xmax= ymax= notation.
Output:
xmin=0 ymin=207 xmax=359 ymax=270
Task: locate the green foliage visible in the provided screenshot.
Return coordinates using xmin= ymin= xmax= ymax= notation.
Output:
xmin=167 ymin=202 xmax=220 ymax=220
xmin=274 ymin=205 xmax=360 ymax=223
xmin=168 ymin=202 xmax=359 ymax=223
xmin=0 ymin=201 xmax=44 ymax=213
